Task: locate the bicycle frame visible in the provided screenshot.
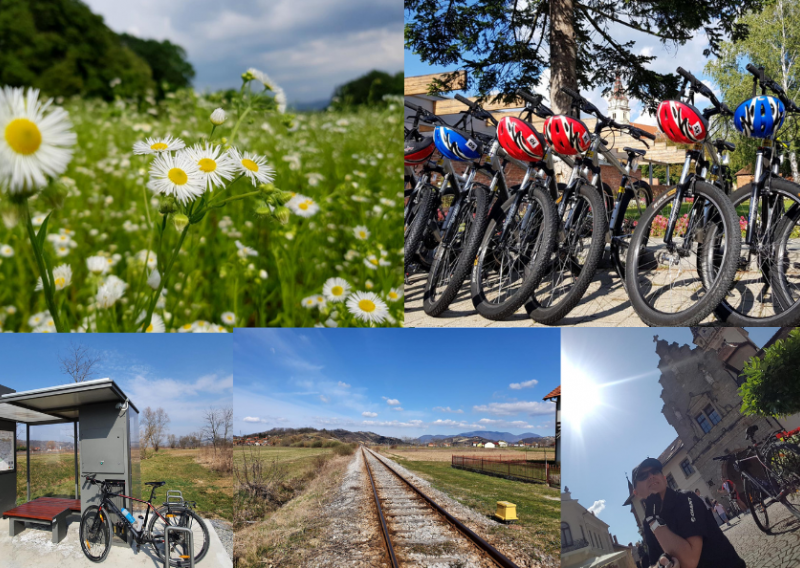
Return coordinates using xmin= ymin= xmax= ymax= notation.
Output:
xmin=95 ymin=483 xmax=171 ymax=545
xmin=734 ymin=452 xmax=784 ymax=508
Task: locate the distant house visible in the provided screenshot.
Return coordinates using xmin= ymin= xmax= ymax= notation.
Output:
xmin=485 ymin=442 xmax=495 ymax=449
xmin=497 ymin=441 xmax=508 ymax=447
xmin=427 ymin=442 xmax=435 ymax=447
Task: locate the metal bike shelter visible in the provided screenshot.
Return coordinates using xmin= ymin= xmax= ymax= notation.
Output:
xmin=0 ymin=379 xmax=140 ymax=518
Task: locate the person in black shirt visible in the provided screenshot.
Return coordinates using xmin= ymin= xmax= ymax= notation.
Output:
xmin=631 ymin=457 xmax=746 ymax=568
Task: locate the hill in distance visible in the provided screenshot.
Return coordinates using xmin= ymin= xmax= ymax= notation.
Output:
xmin=418 ymin=431 xmax=542 ymax=444
xmin=237 ymin=427 xmax=403 ymax=446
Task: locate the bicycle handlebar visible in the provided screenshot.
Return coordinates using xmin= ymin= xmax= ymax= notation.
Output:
xmin=404 ymin=100 xmax=421 ymax=112
xmin=515 ymin=88 xmax=543 ymax=108
xmin=454 ymin=93 xmax=498 ymax=125
xmin=559 ymin=86 xmax=655 ymax=141
xmin=677 ymin=67 xmax=732 ymax=115
xmin=745 ymin=63 xmax=800 ymax=112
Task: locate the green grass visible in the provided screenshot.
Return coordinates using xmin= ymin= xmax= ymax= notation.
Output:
xmin=233 ymin=446 xmax=335 ymax=481
xmin=0 ymin=84 xmax=403 ymax=331
xmin=385 ymin=454 xmax=561 ymax=557
xmin=16 ymin=449 xmax=232 ymax=520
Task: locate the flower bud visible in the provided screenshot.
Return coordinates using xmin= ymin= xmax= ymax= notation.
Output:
xmin=158 ymin=196 xmax=177 ymax=214
xmin=210 ymin=108 xmax=227 ymax=125
xmin=273 ymin=206 xmax=291 ymax=225
xmin=172 ymin=213 xmax=189 ymax=231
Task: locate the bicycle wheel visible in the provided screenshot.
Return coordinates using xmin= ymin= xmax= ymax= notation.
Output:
xmin=404 ymin=183 xmax=437 ymax=272
xmin=471 ymin=185 xmax=557 ymax=320
xmin=149 ymin=506 xmax=210 ymax=567
xmin=610 ymin=180 xmax=653 ymax=280
xmin=764 ymin=441 xmax=800 ymax=521
xmin=525 ymin=180 xmax=607 ymax=324
xmin=423 ymin=183 xmax=491 ymax=316
xmin=770 ymin=179 xmax=800 ymax=313
xmin=624 ymin=180 xmax=741 ymax=326
xmin=705 ymin=180 xmax=800 ymax=325
xmin=743 ymin=476 xmax=771 ymax=534
xmin=79 ymin=505 xmax=112 ymax=563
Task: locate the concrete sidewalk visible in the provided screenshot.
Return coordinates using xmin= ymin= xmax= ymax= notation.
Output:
xmin=0 ymin=514 xmax=232 ymax=568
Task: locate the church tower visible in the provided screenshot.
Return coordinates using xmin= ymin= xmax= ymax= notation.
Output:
xmin=607 ymin=74 xmax=631 ymax=124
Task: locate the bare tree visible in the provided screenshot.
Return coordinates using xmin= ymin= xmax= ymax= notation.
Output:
xmin=202 ymin=407 xmax=228 ymax=456
xmin=167 ymin=434 xmax=178 ymax=449
xmin=140 ymin=407 xmax=170 ymax=456
xmin=222 ymin=407 xmax=233 ymax=445
xmin=58 ymin=342 xmax=101 ymax=383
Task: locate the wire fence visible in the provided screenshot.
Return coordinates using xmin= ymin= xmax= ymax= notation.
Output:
xmin=451 ymin=455 xmax=560 ymax=486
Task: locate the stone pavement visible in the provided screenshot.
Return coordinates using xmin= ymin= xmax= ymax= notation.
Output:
xmin=720 ymin=505 xmax=800 ymax=568
xmin=404 ymin=265 xmax=652 ymax=328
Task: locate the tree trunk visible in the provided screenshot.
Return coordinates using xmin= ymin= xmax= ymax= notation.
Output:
xmin=790 ymin=151 xmax=799 ymax=182
xmin=549 ymin=0 xmax=578 ymax=115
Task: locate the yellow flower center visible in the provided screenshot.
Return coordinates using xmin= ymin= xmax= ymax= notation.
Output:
xmin=54 ymin=277 xmax=65 ymax=288
xmin=168 ymin=167 xmax=188 ymax=185
xmin=241 ymin=158 xmax=259 ymax=172
xmin=370 ymin=258 xmax=379 ymax=265
xmin=151 ymin=142 xmax=169 ymax=151
xmin=389 ymin=292 xmax=398 ymax=299
xmin=146 ymin=323 xmax=154 ymax=332
xmin=299 ymin=201 xmax=310 ymax=210
xmin=198 ymin=158 xmax=217 ymax=172
xmin=359 ymin=231 xmax=366 ymax=238
xmin=182 ymin=323 xmax=192 ymax=330
xmin=331 ymin=286 xmax=344 ymax=296
xmin=5 ymin=118 xmax=42 ymax=155
xmin=358 ymin=299 xmax=376 ymax=313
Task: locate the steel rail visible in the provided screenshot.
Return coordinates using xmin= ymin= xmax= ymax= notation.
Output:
xmin=361 ymin=447 xmax=400 ymax=568
xmin=363 ymin=446 xmax=520 ymax=568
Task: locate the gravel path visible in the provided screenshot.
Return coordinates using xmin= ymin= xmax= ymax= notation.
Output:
xmin=209 ymin=519 xmax=233 ymax=560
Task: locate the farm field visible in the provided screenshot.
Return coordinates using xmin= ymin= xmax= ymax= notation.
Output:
xmin=15 ymin=448 xmax=233 ymax=520
xmin=376 ymin=445 xmax=556 ymax=462
xmin=375 ymin=447 xmax=561 ymax=562
xmin=233 ymin=445 xmax=339 ymax=481
xmin=0 ymin=79 xmax=403 ymax=331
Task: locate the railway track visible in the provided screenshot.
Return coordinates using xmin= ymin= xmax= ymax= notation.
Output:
xmin=361 ymin=446 xmax=519 ymax=568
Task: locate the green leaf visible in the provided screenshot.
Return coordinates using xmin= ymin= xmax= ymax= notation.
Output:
xmin=36 ymin=212 xmax=53 ymax=252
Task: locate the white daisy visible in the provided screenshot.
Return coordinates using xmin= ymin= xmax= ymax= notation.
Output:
xmin=274 ymin=87 xmax=287 ymax=114
xmin=147 ymin=151 xmax=205 ymax=204
xmin=387 ymin=287 xmax=403 ymax=302
xmin=322 ymin=277 xmax=351 ymax=303
xmin=365 ymin=279 xmax=374 ymax=290
xmin=315 ymin=295 xmax=327 ymax=310
xmin=228 ymin=148 xmax=275 ymax=186
xmin=353 ymin=225 xmax=370 ymax=240
xmin=346 ymin=291 xmax=389 ymax=324
xmin=285 ymin=193 xmax=319 ymax=218
xmin=143 ymin=313 xmax=165 ymax=333
xmin=178 ymin=322 xmax=196 ymax=333
xmin=147 ymin=269 xmax=161 ymax=290
xmin=221 ymin=312 xmax=236 ymax=325
xmin=210 ymin=108 xmax=227 ymax=125
xmin=96 ymin=275 xmax=128 ymax=308
xmin=0 ymin=244 xmax=13 ymax=258
xmin=33 ymin=322 xmax=57 ymax=333
xmin=258 ymin=269 xmax=268 ymax=279
xmin=54 ymin=245 xmax=71 ymax=257
xmin=86 ymin=255 xmax=108 ymax=274
xmin=27 ymin=310 xmax=50 ymax=327
xmin=0 ymin=87 xmax=76 ymax=193
xmin=364 ymin=255 xmax=380 ymax=270
xmin=35 ymin=264 xmax=72 ymax=291
xmin=132 ymin=135 xmax=185 ymax=155
xmin=235 ymin=240 xmax=258 ymax=258
xmin=301 ymin=296 xmax=318 ymax=309
xmin=184 ymin=143 xmax=236 ymax=191
xmin=247 ymin=68 xmax=278 ymax=91
xmin=135 ymin=250 xmax=158 ymax=271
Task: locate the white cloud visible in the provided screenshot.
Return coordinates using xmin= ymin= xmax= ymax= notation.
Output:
xmin=509 ymin=379 xmax=538 ymax=390
xmin=393 ymin=407 xmax=404 ymax=412
xmin=383 ymin=397 xmax=400 ymax=406
xmin=477 ymin=418 xmax=535 ymax=429
xmin=432 ymin=406 xmax=464 ymax=413
xmin=242 ymin=416 xmax=287 ymax=424
xmin=588 ymin=500 xmax=606 ymax=516
xmin=361 ymin=419 xmax=424 ymax=428
xmin=433 ymin=419 xmax=469 ymax=427
xmin=362 ymin=411 xmax=378 ymax=417
xmin=337 ymin=381 xmax=351 ymax=388
xmin=472 ymin=401 xmax=554 ymax=416
xmin=319 ymin=395 xmax=329 ymax=403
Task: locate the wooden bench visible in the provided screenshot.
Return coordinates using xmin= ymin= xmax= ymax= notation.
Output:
xmin=3 ymin=497 xmax=81 ymax=543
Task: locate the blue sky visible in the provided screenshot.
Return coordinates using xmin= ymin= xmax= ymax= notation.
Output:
xmin=0 ymin=335 xmax=232 ymax=442
xmin=234 ymin=328 xmax=559 ymax=439
xmin=561 ymin=327 xmax=781 ymax=546
xmin=84 ymin=0 xmax=403 ymax=103
xmin=405 ymin=14 xmax=725 ymax=126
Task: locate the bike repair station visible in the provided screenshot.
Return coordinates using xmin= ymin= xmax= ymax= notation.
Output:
xmin=0 ymin=378 xmax=140 ymax=544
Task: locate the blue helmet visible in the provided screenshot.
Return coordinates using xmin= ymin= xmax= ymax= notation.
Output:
xmin=734 ymin=96 xmax=786 ymax=139
xmin=433 ymin=126 xmax=482 ymax=161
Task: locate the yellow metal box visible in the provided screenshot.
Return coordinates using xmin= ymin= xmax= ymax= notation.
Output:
xmin=495 ymin=501 xmax=518 ymax=522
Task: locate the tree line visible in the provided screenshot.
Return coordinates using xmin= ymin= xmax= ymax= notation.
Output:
xmin=139 ymin=406 xmax=233 ymax=459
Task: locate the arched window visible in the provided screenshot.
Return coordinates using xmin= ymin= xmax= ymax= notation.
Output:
xmin=561 ymin=522 xmax=573 ymax=547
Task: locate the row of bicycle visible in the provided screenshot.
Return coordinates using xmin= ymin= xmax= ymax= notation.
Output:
xmin=404 ymin=64 xmax=800 ymax=326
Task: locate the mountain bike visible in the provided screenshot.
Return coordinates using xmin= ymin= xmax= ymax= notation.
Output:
xmin=713 ymin=424 xmax=800 ymax=534
xmin=422 ymin=94 xmax=508 ymax=316
xmin=624 ymin=67 xmax=742 ymax=326
xmin=524 ymin=86 xmax=656 ymax=324
xmin=468 ymin=88 xmax=560 ymax=319
xmin=79 ymin=474 xmax=209 ymax=566
xmin=706 ymin=64 xmax=800 ymax=326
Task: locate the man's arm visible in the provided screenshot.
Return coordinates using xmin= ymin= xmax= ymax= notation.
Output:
xmin=650 ymin=527 xmax=703 ymax=568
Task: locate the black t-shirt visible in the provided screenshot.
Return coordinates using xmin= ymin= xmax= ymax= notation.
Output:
xmin=643 ymin=488 xmax=745 ymax=568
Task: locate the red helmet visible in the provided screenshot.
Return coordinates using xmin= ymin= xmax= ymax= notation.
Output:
xmin=656 ymin=100 xmax=708 ymax=144
xmin=404 ymin=136 xmax=435 ymax=166
xmin=543 ymin=115 xmax=591 ymax=156
xmin=496 ymin=116 xmax=546 ymax=162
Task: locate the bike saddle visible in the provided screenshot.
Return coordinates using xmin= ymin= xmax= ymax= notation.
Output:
xmin=714 ymin=139 xmax=735 ymax=152
xmin=746 ymin=425 xmax=759 ymax=438
xmin=623 ymin=147 xmax=647 ymax=157
xmin=145 ymin=481 xmax=167 ymax=487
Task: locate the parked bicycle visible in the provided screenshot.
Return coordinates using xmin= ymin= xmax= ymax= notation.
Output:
xmin=79 ymin=474 xmax=209 ymax=566
xmin=713 ymin=425 xmax=800 ymax=534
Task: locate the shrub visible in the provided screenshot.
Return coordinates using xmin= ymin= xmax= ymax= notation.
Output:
xmin=332 ymin=443 xmax=356 ymax=456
